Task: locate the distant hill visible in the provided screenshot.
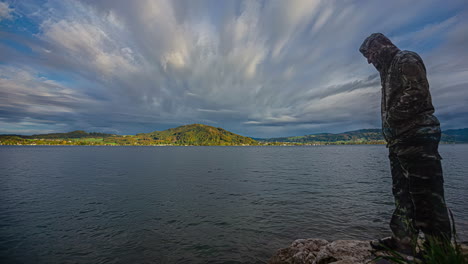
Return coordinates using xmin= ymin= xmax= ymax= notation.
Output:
xmin=135 ymin=124 xmax=257 ymax=146
xmin=24 ymin=130 xmax=116 ymax=139
xmin=441 ymin=128 xmax=468 ymax=143
xmin=0 ymin=124 xmax=257 ymax=146
xmin=1 ymin=126 xmax=467 ymax=146
xmin=260 ymin=128 xmax=468 ymax=144
xmin=261 ymin=129 xmax=384 ymax=144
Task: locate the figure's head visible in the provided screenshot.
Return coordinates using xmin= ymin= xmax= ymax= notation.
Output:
xmin=359 ymin=33 xmax=398 ymax=72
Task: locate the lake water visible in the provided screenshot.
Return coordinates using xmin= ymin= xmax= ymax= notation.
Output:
xmin=1 ymin=145 xmax=467 ymax=263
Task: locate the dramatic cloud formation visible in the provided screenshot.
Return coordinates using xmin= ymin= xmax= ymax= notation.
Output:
xmin=1 ymin=0 xmax=467 ymax=137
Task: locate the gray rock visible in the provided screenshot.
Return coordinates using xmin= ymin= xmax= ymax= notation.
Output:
xmin=269 ymin=239 xmax=374 ymax=264
xmin=270 ymin=238 xmax=468 ymax=264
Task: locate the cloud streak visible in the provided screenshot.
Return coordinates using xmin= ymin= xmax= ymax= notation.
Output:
xmin=0 ymin=0 xmax=467 ymax=137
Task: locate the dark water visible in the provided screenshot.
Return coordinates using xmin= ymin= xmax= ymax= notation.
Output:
xmin=0 ymin=145 xmax=467 ymax=264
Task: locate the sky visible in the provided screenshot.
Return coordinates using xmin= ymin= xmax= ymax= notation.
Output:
xmin=0 ymin=0 xmax=467 ymax=138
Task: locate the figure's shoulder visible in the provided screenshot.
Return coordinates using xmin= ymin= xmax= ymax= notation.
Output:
xmin=395 ymin=50 xmax=423 ymax=65
xmin=395 ymin=51 xmax=426 ymax=76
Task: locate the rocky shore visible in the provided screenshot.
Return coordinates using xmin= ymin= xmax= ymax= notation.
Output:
xmin=268 ymin=239 xmax=376 ymax=264
xmin=269 ymin=238 xmax=468 ymax=264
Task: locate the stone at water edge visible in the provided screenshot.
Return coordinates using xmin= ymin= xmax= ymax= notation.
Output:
xmin=269 ymin=238 xmax=375 ymax=264
xmin=269 ymin=238 xmax=468 ymax=263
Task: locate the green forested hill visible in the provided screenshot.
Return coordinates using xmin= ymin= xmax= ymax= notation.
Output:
xmin=134 ymin=124 xmax=257 ymax=145
xmin=0 ymin=124 xmax=257 ymax=146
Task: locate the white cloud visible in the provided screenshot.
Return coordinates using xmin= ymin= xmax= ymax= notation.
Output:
xmin=0 ymin=2 xmax=13 ymax=21
xmin=40 ymin=19 xmax=138 ymax=76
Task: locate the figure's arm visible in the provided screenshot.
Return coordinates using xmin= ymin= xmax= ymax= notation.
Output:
xmin=386 ymin=56 xmax=430 ymax=123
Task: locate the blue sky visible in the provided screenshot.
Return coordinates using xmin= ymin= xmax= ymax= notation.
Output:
xmin=0 ymin=0 xmax=467 ymax=137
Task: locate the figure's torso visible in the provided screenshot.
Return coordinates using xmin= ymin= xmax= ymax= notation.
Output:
xmin=381 ymin=51 xmax=440 ymax=145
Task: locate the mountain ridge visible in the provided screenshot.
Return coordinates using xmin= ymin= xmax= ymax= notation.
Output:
xmin=257 ymin=128 xmax=468 ymax=144
xmin=1 ymin=125 xmax=467 ymax=145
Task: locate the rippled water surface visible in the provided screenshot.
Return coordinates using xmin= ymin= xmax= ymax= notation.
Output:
xmin=1 ymin=145 xmax=467 ymax=263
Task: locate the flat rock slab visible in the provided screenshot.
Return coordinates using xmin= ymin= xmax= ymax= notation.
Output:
xmin=269 ymin=238 xmax=375 ymax=264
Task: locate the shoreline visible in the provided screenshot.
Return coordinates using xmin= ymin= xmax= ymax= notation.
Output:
xmin=0 ymin=142 xmax=465 ymax=147
xmin=268 ymin=238 xmax=468 ymax=264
